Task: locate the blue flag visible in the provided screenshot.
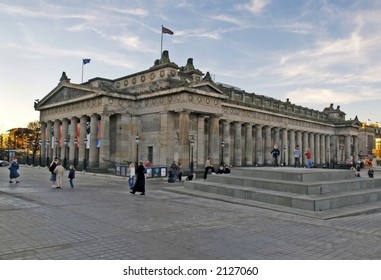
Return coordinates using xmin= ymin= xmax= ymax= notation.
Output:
xmin=83 ymin=58 xmax=91 ymax=65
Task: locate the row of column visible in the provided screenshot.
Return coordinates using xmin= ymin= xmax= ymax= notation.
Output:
xmin=176 ymin=113 xmax=358 ymax=168
xmin=40 ymin=113 xmax=110 ymax=169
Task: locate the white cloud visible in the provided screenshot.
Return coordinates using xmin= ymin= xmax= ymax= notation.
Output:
xmin=236 ymin=0 xmax=271 ymax=15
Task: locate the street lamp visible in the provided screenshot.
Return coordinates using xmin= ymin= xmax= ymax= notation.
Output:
xmin=63 ymin=139 xmax=68 ymax=169
xmin=26 ymin=141 xmax=29 ymax=165
xmin=54 ymin=137 xmax=58 ymax=160
xmin=38 ymin=140 xmax=42 ymax=166
xmin=327 ymin=148 xmax=330 ymax=169
xmin=135 ymin=135 xmax=140 ymax=166
xmin=220 ymin=141 xmax=225 ymax=166
xmin=46 ymin=139 xmax=50 ymax=166
xmin=73 ymin=138 xmax=78 ymax=168
xmin=83 ymin=138 xmax=88 ymax=172
xmin=190 ymin=139 xmax=195 ymax=174
xmin=283 ymin=145 xmax=286 ymax=166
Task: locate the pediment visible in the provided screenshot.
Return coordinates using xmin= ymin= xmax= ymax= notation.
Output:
xmin=36 ymin=85 xmax=98 ymax=109
xmin=192 ymin=82 xmax=223 ymax=95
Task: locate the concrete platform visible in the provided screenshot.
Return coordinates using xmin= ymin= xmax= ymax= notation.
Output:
xmin=167 ymin=167 xmax=381 ymax=218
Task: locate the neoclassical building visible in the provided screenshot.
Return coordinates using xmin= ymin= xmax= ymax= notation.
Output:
xmin=34 ymin=51 xmax=362 ymax=172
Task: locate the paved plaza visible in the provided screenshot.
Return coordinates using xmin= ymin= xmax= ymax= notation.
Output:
xmin=0 ymin=165 xmax=381 ymax=260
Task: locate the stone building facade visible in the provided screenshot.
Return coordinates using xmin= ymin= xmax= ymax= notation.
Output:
xmin=34 ymin=51 xmax=362 ymax=172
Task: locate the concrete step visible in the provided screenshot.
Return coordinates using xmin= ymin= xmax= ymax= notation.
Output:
xmin=232 ymin=167 xmax=355 ymax=182
xmin=208 ymin=173 xmax=381 ymax=195
xmin=163 ymin=186 xmax=381 ymax=220
xmin=184 ymin=180 xmax=381 ymax=211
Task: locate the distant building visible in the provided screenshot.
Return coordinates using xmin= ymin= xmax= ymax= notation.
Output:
xmin=35 ymin=51 xmax=363 ymax=172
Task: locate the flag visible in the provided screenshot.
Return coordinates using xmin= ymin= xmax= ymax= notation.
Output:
xmin=162 ymin=26 xmax=174 ymax=35
xmin=83 ymin=58 xmax=91 ymax=65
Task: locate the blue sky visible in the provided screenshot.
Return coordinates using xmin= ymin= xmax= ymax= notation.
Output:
xmin=1 ymin=0 xmax=381 ymax=133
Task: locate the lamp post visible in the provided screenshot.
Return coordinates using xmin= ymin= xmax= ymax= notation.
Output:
xmin=7 ymin=140 xmax=10 ymax=162
xmin=83 ymin=138 xmax=88 ymax=172
xmin=54 ymin=137 xmax=58 ymax=160
xmin=190 ymin=139 xmax=195 ymax=174
xmin=135 ymin=135 xmax=140 ymax=166
xmin=31 ymin=140 xmax=35 ymax=166
xmin=220 ymin=141 xmax=225 ymax=166
xmin=327 ymin=148 xmax=330 ymax=169
xmin=73 ymin=138 xmax=78 ymax=168
xmin=26 ymin=141 xmax=29 ymax=165
xmin=38 ymin=140 xmax=42 ymax=166
xmin=63 ymin=139 xmax=68 ymax=169
xmin=283 ymin=145 xmax=286 ymax=166
xmin=46 ymin=139 xmax=50 ymax=166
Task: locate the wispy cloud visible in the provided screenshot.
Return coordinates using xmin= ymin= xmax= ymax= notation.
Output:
xmin=236 ymin=0 xmax=271 ymax=15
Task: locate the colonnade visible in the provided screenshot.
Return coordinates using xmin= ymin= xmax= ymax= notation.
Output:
xmin=40 ymin=113 xmax=107 ymax=169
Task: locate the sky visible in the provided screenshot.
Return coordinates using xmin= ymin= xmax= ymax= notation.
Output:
xmin=1 ymin=0 xmax=381 ymax=133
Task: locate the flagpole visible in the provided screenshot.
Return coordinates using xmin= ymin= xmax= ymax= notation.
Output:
xmin=160 ymin=25 xmax=163 ymax=56
xmin=81 ymin=60 xmax=84 ymax=83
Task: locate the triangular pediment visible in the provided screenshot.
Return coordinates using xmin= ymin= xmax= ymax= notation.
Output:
xmin=192 ymin=82 xmax=223 ymax=95
xmin=35 ymin=84 xmax=98 ymax=109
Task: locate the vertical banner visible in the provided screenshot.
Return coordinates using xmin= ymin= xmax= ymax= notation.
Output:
xmin=76 ymin=123 xmax=80 ymax=147
xmin=96 ymin=119 xmax=101 ymax=148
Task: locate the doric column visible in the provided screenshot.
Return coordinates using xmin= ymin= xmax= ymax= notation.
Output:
xmin=196 ymin=115 xmax=206 ymax=169
xmin=244 ymin=123 xmax=253 ymax=166
xmin=264 ymin=126 xmax=272 ymax=165
xmin=353 ymin=136 xmax=359 ymax=164
xmin=61 ymin=118 xmax=69 ymax=168
xmin=178 ymin=111 xmax=190 ymax=170
xmin=289 ymin=130 xmax=295 ymax=166
xmin=309 ymin=133 xmax=315 ymax=164
xmin=274 ymin=127 xmax=280 ymax=148
xmin=53 ymin=119 xmax=61 ymax=159
xmin=315 ymin=133 xmax=320 ymax=165
xmin=222 ymin=120 xmax=231 ymax=166
xmin=255 ymin=125 xmax=263 ymax=165
xmin=302 ymin=131 xmax=309 ymax=166
xmin=46 ymin=121 xmax=53 ymax=163
xmin=326 ymin=135 xmax=331 ymax=166
xmin=78 ymin=115 xmax=87 ymax=170
xmin=99 ymin=113 xmax=110 ymax=169
xmin=234 ymin=122 xmax=242 ymax=166
xmin=89 ymin=114 xmax=99 ymax=168
xmin=69 ymin=117 xmax=78 ymax=167
xmin=209 ymin=115 xmax=220 ymax=168
xmin=320 ymin=134 xmax=326 ymax=166
xmin=345 ymin=135 xmax=351 ymax=164
xmin=296 ymin=130 xmax=302 ymax=163
xmin=281 ymin=128 xmax=288 ymax=166
xmin=40 ymin=122 xmax=46 ymax=160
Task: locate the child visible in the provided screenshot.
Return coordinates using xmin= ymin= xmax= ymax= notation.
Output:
xmin=368 ymin=167 xmax=374 ymax=178
xmin=68 ymin=165 xmax=76 ymax=188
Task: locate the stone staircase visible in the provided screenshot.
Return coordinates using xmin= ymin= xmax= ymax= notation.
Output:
xmin=165 ymin=167 xmax=381 ymax=219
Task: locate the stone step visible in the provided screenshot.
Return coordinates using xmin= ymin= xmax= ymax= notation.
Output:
xmin=209 ymin=173 xmax=381 ymax=195
xmin=164 ymin=186 xmax=381 ymax=220
xmin=184 ymin=181 xmax=381 ymax=211
xmin=232 ymin=167 xmax=355 ymax=182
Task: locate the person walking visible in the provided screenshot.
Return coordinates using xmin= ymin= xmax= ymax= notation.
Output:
xmin=293 ymin=145 xmax=301 ymax=168
xmin=68 ymin=165 xmax=76 ymax=188
xmin=128 ymin=162 xmax=135 ymax=190
xmin=203 ymin=156 xmax=215 ymax=180
xmin=54 ymin=161 xmax=65 ymax=189
xmin=270 ymin=144 xmax=280 ymax=167
xmin=177 ymin=161 xmax=183 ymax=181
xmin=130 ymin=160 xmax=146 ymax=195
xmin=304 ymin=148 xmax=313 ymax=168
xmin=8 ymin=157 xmax=20 ymax=183
xmin=49 ymin=158 xmax=59 ymax=188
